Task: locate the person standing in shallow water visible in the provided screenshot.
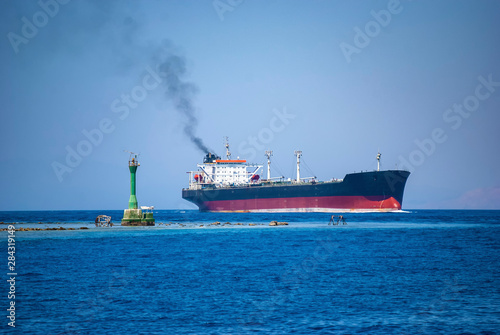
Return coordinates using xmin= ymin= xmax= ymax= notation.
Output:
xmin=329 ymin=215 xmax=347 ymax=225
xmin=338 ymin=215 xmax=346 ymax=225
xmin=329 ymin=215 xmax=337 ymax=225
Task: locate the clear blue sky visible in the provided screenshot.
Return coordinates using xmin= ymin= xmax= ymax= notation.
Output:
xmin=2 ymin=0 xmax=500 ymax=210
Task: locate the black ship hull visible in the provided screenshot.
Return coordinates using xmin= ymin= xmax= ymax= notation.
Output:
xmin=182 ymin=170 xmax=410 ymax=212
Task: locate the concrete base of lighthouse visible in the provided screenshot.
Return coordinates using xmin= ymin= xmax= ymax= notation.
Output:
xmin=121 ymin=209 xmax=155 ymax=226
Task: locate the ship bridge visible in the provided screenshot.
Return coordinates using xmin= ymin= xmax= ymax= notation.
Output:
xmin=187 ymin=152 xmax=262 ymax=189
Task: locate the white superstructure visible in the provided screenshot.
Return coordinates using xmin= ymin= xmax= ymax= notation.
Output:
xmin=187 ymin=153 xmax=262 ymax=190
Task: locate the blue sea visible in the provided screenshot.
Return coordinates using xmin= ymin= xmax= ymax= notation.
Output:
xmin=1 ymin=210 xmax=499 ymax=334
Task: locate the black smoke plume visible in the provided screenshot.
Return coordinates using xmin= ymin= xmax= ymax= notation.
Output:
xmin=155 ymin=43 xmax=212 ymax=154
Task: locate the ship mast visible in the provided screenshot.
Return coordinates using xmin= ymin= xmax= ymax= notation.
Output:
xmin=265 ymin=150 xmax=273 ymax=180
xmin=224 ymin=136 xmax=231 ymax=160
xmin=294 ymin=150 xmax=302 ymax=183
xmin=377 ymin=152 xmax=381 ymax=171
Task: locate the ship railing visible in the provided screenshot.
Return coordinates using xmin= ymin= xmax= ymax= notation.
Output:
xmin=296 ymin=176 xmax=317 ymax=184
xmin=188 ymin=181 xmax=218 ymax=189
xmin=263 ymin=176 xmax=285 ymax=182
xmin=329 ymin=178 xmax=343 ymax=183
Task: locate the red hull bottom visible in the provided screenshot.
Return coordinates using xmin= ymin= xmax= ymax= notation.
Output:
xmin=200 ymin=195 xmax=402 ymax=212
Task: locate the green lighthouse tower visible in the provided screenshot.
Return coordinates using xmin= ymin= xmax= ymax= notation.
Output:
xmin=121 ymin=153 xmax=155 ymax=226
xmin=128 ymin=155 xmax=139 ymax=209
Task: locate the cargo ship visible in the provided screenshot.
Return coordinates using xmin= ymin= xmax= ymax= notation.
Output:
xmin=182 ymin=141 xmax=410 ymax=212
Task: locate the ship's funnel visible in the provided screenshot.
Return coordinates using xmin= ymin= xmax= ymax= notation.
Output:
xmin=203 ymin=152 xmax=221 ymax=163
